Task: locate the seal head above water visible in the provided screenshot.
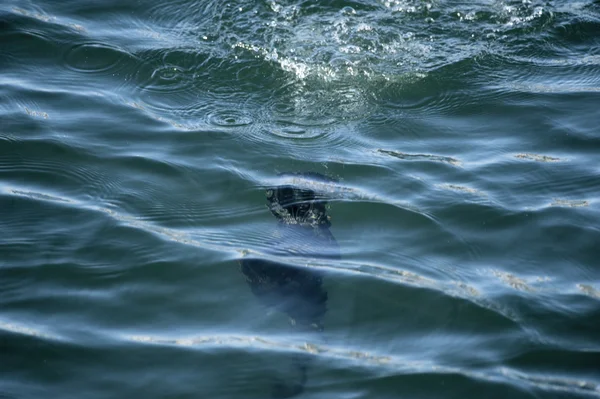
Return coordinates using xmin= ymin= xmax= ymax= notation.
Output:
xmin=265 ymin=173 xmax=331 ymax=228
xmin=240 ymin=172 xmax=339 ymax=330
xmin=240 ymin=173 xmax=339 ymax=397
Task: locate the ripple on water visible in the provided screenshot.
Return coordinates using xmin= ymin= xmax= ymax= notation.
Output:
xmin=128 ymin=47 xmax=222 ymax=98
xmin=63 ymin=42 xmax=132 ymax=75
xmin=144 ymin=64 xmax=192 ymax=93
xmin=0 ymin=139 xmax=124 ymax=204
xmin=207 ymin=110 xmax=254 ymax=128
xmin=265 ymin=83 xmax=372 ymax=125
xmin=2 ymin=2 xmax=600 ymax=399
xmin=264 ymin=125 xmax=327 ymax=142
xmin=133 ymin=59 xmax=194 ymax=96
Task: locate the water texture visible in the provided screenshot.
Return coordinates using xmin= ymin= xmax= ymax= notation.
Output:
xmin=1 ymin=0 xmax=599 ymax=398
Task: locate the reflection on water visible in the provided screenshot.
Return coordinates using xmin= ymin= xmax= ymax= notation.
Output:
xmin=1 ymin=0 xmax=600 ymax=398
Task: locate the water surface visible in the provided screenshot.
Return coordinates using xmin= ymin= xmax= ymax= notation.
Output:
xmin=1 ymin=0 xmax=600 ymax=398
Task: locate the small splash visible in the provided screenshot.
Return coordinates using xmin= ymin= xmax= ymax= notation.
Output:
xmin=264 ymin=85 xmax=363 ymax=127
xmin=515 ymin=153 xmax=562 ymax=162
xmin=278 ymin=57 xmax=312 ymax=80
xmin=207 ymin=110 xmax=254 ymax=128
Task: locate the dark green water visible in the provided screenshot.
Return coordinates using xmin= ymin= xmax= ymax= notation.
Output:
xmin=1 ymin=0 xmax=600 ymax=398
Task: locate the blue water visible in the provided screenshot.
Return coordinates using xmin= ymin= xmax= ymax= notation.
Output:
xmin=1 ymin=1 xmax=599 ymax=398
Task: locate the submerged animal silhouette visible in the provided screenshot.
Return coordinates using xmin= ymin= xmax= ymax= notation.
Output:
xmin=240 ymin=172 xmax=339 ymax=397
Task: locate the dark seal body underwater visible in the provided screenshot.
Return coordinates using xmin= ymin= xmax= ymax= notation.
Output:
xmin=239 ymin=172 xmax=339 ymax=397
